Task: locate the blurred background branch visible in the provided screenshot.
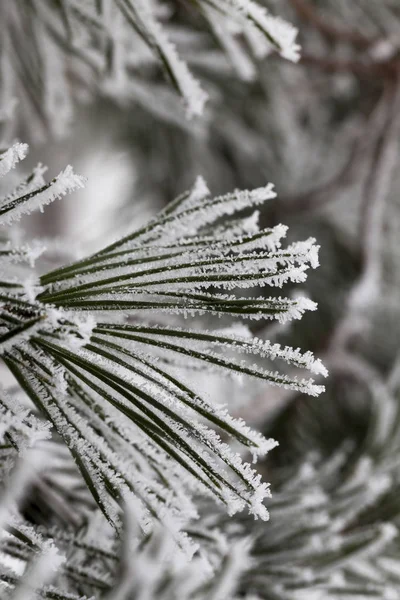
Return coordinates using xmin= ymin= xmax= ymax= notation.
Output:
xmin=2 ymin=1 xmax=400 ymax=598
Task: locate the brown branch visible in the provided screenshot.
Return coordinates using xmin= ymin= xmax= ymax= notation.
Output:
xmin=299 ymin=52 xmax=400 ymax=80
xmin=289 ymin=0 xmax=375 ymax=49
xmin=328 ymin=79 xmax=400 ymax=351
xmin=287 ymin=0 xmax=400 ymax=81
xmin=358 ymin=85 xmax=400 ymax=275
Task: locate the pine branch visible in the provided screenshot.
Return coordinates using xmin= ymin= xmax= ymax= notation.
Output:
xmin=0 ymin=0 xmax=300 ymax=137
xmin=0 ymin=143 xmax=325 ymax=552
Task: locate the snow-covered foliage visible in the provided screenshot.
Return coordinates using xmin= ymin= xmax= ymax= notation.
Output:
xmin=3 ymin=339 xmax=400 ymax=600
xmin=0 ymin=137 xmax=325 ymax=594
xmin=0 ymin=491 xmax=256 ymax=600
xmin=0 ymin=0 xmax=300 ymax=138
xmin=216 ymin=365 xmax=400 ymax=600
xmin=5 ymin=1 xmax=400 ymax=598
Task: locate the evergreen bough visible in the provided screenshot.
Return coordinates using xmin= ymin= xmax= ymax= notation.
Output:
xmin=3 ymin=1 xmax=400 ymax=599
xmin=0 ymin=131 xmax=324 ymax=595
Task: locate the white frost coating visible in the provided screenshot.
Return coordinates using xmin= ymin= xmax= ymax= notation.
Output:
xmin=41 ymin=339 xmax=277 ymax=520
xmin=0 ymin=395 xmax=51 ymax=450
xmin=18 ymin=359 xmax=197 ymax=535
xmin=22 ymin=276 xmax=41 ymax=304
xmin=294 ymin=239 xmax=320 ymax=269
xmin=241 ymin=210 xmax=260 ymax=234
xmin=60 ymin=242 xmax=320 ymax=297
xmin=119 ymin=323 xmax=327 ymax=377
xmin=54 ymin=237 xmax=319 ymax=300
xmin=45 ymin=307 xmax=67 ymax=329
xmin=213 ymin=332 xmax=327 ymax=376
xmin=28 ymin=307 xmax=96 ymax=352
xmin=65 ymin=313 xmax=96 ymax=349
xmin=0 ymin=163 xmax=48 ymax=208
xmin=94 ymin=326 xmax=325 ymax=397
xmin=0 ymin=140 xmax=326 ymax=541
xmin=100 ymin=335 xmax=278 ymax=452
xmin=136 ymin=183 xmax=277 ymax=246
xmin=74 ymin=313 xmax=96 ymax=344
xmin=129 ymin=0 xmax=208 ymax=117
xmin=219 ymin=0 xmax=301 ymax=62
xmin=11 ymin=540 xmax=65 ymax=600
xmin=94 ymin=262 xmax=308 ymax=292
xmin=0 ymin=165 xmax=86 ymax=225
xmin=188 ymin=175 xmax=210 ymax=206
xmin=162 ymin=176 xmax=211 ymax=218
xmin=262 ymin=13 xmax=301 ymax=62
xmin=0 ymin=320 xmax=47 ymax=356
xmin=208 ymin=7 xmax=257 ymax=81
xmin=206 ymin=536 xmax=253 ymax=599
xmin=0 ymin=143 xmax=28 ymax=178
xmin=23 ymin=241 xmax=47 ymax=267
